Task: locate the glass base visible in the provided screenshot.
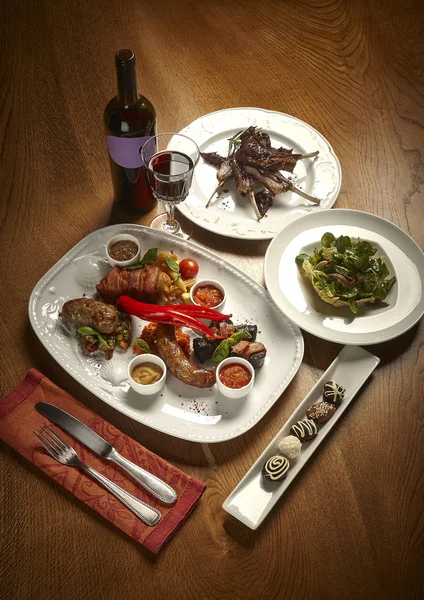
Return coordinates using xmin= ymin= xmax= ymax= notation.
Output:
xmin=149 ymin=212 xmax=193 ymax=240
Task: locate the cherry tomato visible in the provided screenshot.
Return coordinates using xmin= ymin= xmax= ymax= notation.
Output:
xmin=179 ymin=258 xmax=199 ymax=279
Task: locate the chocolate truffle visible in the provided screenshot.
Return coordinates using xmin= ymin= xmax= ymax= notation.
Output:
xmin=323 ymin=380 xmax=345 ymax=405
xmin=290 ymin=418 xmax=318 ymax=442
xmin=306 ymin=401 xmax=336 ymax=423
xmin=278 ymin=435 xmax=302 ymax=459
xmin=262 ymin=455 xmax=290 ymax=482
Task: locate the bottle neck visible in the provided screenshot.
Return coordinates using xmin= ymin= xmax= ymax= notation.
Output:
xmin=117 ymin=66 xmax=138 ymax=105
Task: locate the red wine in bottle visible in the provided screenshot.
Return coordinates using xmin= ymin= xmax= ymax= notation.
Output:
xmin=104 ymin=49 xmax=157 ymax=215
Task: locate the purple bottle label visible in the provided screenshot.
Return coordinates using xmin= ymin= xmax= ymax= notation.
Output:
xmin=106 ymin=135 xmax=153 ymax=169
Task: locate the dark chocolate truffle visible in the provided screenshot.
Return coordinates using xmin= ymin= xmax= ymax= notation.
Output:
xmin=290 ymin=418 xmax=318 ymax=442
xmin=306 ymin=401 xmax=336 ymax=423
xmin=323 ymin=380 xmax=345 ymax=405
xmin=262 ymin=455 xmax=290 ymax=482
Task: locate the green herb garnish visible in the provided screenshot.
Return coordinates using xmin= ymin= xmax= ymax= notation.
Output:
xmin=295 ymin=233 xmax=396 ymax=313
xmin=227 ymin=127 xmax=262 ymax=156
xmin=126 ymin=247 xmax=158 ymax=270
xmin=166 ymin=256 xmax=181 ymax=282
xmin=77 ymin=326 xmax=109 ymax=347
xmin=133 ymin=338 xmax=151 ymax=353
xmin=212 ymin=329 xmax=252 ymax=364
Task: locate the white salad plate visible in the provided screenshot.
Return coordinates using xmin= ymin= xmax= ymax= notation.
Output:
xmin=264 ymin=209 xmax=424 ymax=345
xmin=223 ymin=345 xmax=380 ymax=529
xmin=177 ymin=107 xmax=342 ymax=240
xmin=29 ymin=224 xmax=304 ymax=443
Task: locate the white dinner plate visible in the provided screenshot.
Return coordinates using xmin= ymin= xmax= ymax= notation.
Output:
xmin=29 ymin=225 xmax=304 ymax=442
xmin=264 ymin=209 xmax=424 ymax=345
xmin=177 ymin=107 xmax=341 ymax=240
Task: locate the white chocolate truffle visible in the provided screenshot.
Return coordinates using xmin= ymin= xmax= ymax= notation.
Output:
xmin=277 ymin=435 xmax=302 ymax=459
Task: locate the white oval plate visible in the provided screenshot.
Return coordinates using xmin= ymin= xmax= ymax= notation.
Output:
xmin=177 ymin=107 xmax=341 ymax=240
xmin=264 ymin=209 xmax=424 ymax=345
xmin=29 ymin=224 xmax=304 ymax=442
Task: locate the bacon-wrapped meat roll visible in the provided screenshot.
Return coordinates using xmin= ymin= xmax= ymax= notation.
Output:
xmin=96 ymin=264 xmax=171 ymax=303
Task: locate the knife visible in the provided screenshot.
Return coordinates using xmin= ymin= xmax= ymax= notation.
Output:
xmin=35 ymin=402 xmax=177 ymax=504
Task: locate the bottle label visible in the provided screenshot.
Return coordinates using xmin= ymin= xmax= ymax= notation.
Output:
xmin=106 ymin=135 xmax=154 ymax=169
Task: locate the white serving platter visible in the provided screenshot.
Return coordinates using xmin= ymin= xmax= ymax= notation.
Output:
xmin=177 ymin=107 xmax=341 ymax=240
xmin=29 ymin=224 xmax=304 ymax=443
xmin=264 ymin=209 xmax=424 ymax=345
xmin=222 ymin=345 xmax=380 ymax=529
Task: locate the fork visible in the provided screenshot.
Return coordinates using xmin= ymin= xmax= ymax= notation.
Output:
xmin=34 ymin=423 xmax=161 ymax=527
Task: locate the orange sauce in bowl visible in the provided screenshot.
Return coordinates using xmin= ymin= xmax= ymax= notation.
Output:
xmin=219 ymin=364 xmax=251 ymax=389
xmin=193 ymin=284 xmax=224 ymax=308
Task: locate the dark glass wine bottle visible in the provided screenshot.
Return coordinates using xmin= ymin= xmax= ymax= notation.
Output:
xmin=104 ymin=49 xmax=157 ymax=214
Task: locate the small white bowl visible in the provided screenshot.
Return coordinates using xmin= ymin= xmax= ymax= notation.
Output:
xmin=189 ymin=279 xmax=227 ymax=312
xmin=106 ymin=234 xmax=141 ymax=267
xmin=216 ymin=357 xmax=255 ymax=399
xmin=128 ymin=354 xmax=167 ymax=395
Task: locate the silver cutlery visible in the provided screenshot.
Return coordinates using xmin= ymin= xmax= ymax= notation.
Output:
xmin=35 ymin=402 xmax=177 ymax=504
xmin=34 ymin=423 xmax=161 ymax=527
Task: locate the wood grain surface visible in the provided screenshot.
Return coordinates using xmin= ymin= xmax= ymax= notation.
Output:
xmin=1 ymin=0 xmax=423 ymax=599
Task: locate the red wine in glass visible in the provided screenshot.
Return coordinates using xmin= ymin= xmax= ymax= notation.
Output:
xmin=147 ymin=151 xmax=194 ymax=202
xmin=141 ymin=133 xmax=200 ymax=239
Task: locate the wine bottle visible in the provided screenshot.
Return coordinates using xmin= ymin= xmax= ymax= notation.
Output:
xmin=104 ymin=49 xmax=157 ymax=214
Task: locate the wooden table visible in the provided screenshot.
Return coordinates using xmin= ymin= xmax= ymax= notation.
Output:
xmin=1 ymin=1 xmax=423 ymax=598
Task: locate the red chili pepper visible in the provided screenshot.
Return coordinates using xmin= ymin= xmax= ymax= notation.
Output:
xmin=165 ymin=303 xmax=232 ymax=321
xmin=116 ymin=296 xmax=224 ymax=339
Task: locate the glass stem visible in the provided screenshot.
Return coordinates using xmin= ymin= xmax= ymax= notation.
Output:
xmin=163 ymin=201 xmax=180 ymax=234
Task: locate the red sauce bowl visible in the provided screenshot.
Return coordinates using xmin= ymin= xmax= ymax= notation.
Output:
xmin=190 ymin=279 xmax=226 ymax=311
xmin=216 ymin=357 xmax=255 ymax=399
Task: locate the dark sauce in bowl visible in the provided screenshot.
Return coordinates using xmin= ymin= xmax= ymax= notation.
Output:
xmin=109 ymin=240 xmax=138 ymax=262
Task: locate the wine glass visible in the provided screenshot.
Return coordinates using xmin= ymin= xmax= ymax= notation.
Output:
xmin=140 ymin=133 xmax=200 ymax=239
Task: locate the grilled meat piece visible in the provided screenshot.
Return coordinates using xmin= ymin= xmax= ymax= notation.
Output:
xmin=244 ymin=165 xmax=291 ymax=196
xmin=201 ymin=152 xmax=226 ymax=167
xmin=96 ymin=264 xmax=171 ymax=303
xmin=230 ymin=340 xmax=250 ymax=355
xmin=255 ymin=189 xmax=274 ymax=218
xmin=203 ymin=125 xmax=320 ymax=215
xmin=237 ymin=127 xmax=318 ymax=173
xmin=156 ymin=324 xmax=216 ymax=388
xmin=209 ymin=320 xmax=236 ymax=338
xmin=232 ymin=157 xmax=254 ymax=195
xmin=60 ymin=298 xmax=119 ymax=334
xmin=230 ymin=340 xmax=267 ymax=369
xmin=217 ymin=157 xmax=233 ymax=184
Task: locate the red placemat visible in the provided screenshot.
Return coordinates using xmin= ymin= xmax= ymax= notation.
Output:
xmin=0 ymin=369 xmax=206 ymax=553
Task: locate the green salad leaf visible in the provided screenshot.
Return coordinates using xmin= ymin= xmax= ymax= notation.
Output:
xmin=295 ymin=233 xmax=396 ymax=313
xmin=126 ymin=247 xmax=158 ymax=270
xmin=212 ymin=329 xmax=252 ymax=364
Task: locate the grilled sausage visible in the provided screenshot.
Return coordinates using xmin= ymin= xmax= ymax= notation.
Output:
xmin=60 ymin=298 xmax=119 ymax=334
xmin=155 ymin=324 xmax=216 ymax=388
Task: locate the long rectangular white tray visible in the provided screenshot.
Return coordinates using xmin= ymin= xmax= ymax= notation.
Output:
xmin=29 ymin=224 xmax=304 ymax=443
xmin=222 ymin=345 xmax=380 ymax=527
